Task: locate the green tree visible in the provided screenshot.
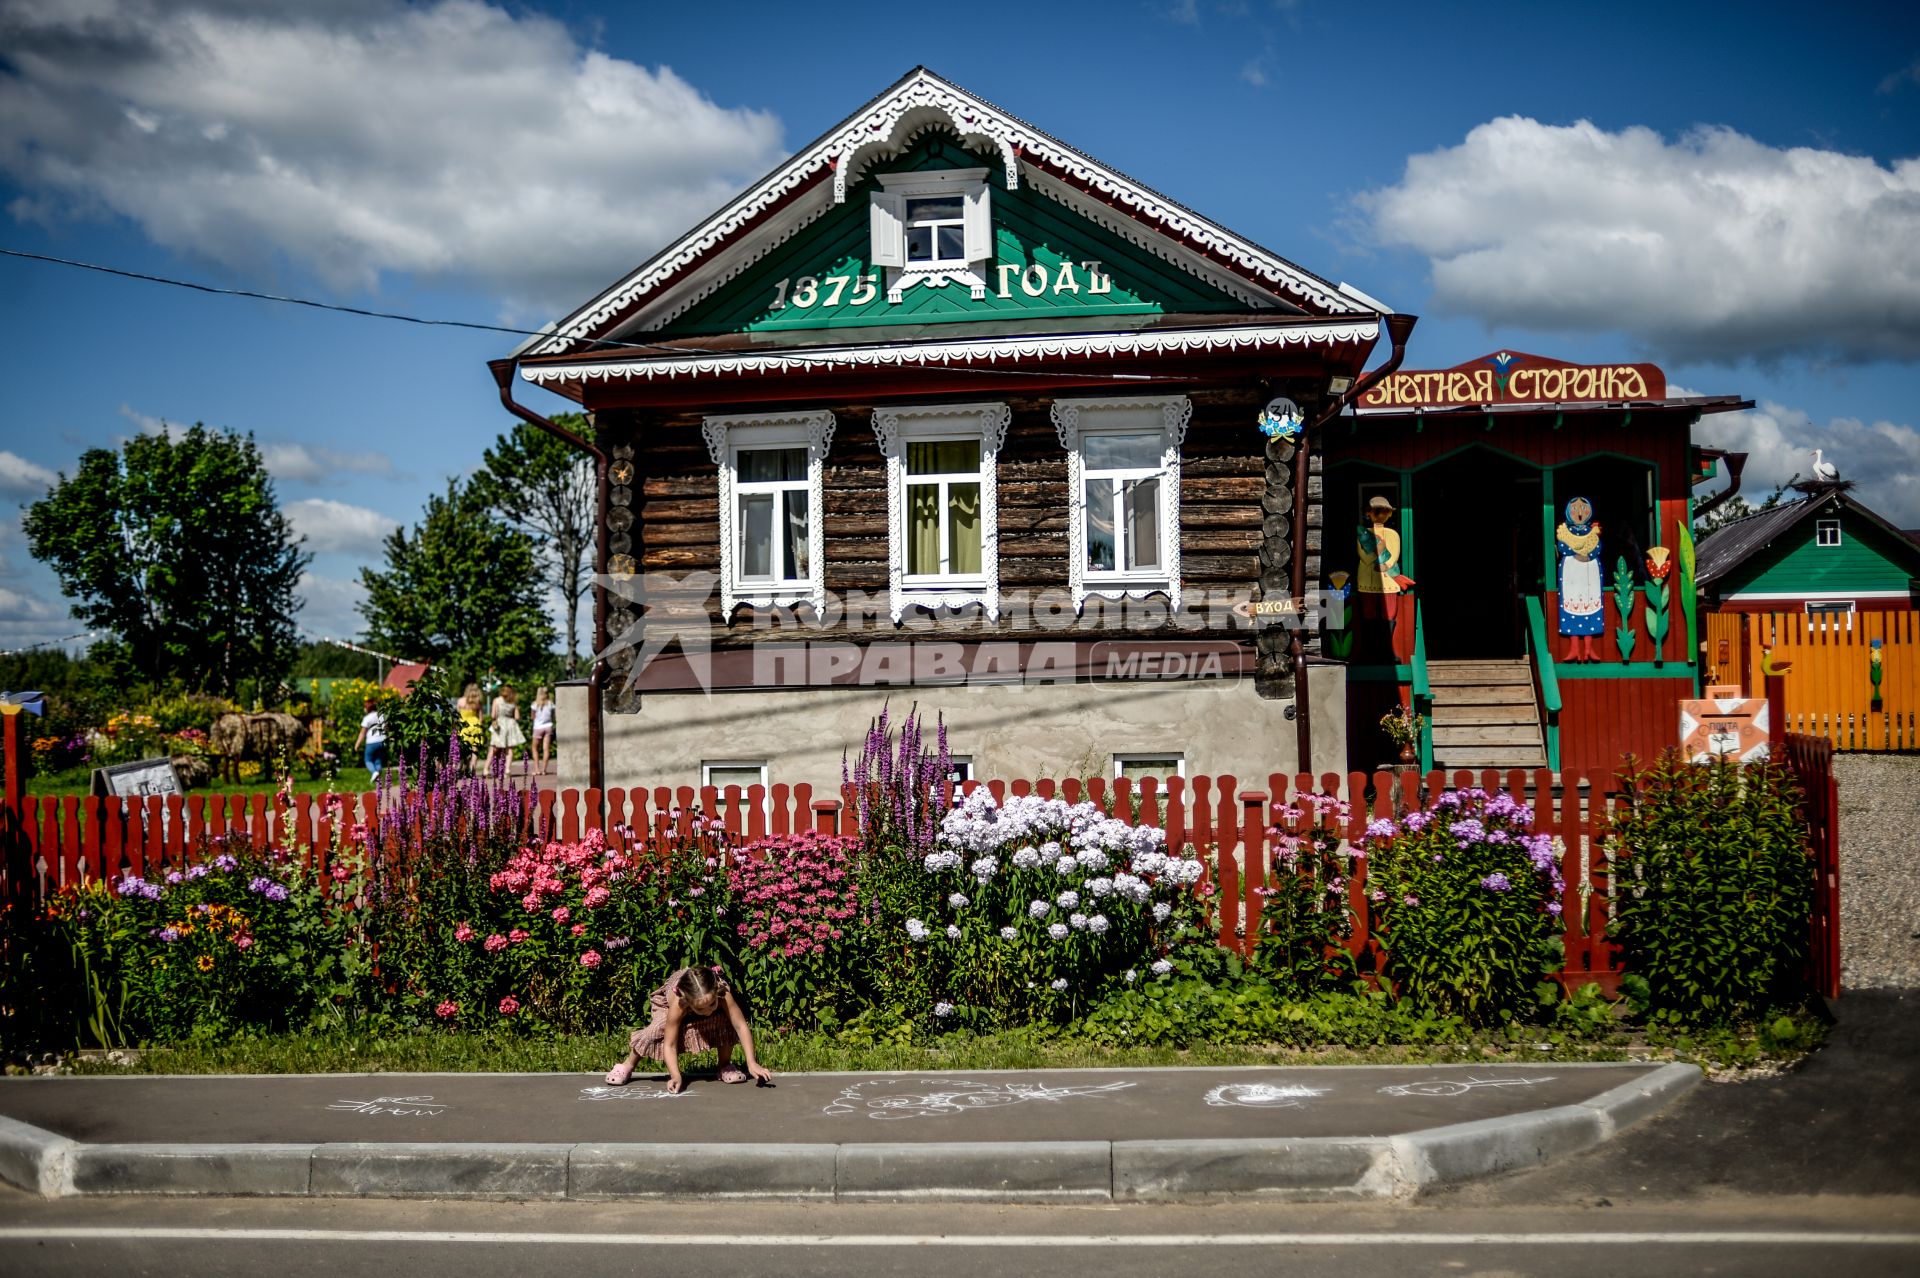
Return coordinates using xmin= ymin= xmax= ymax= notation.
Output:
xmin=470 ymin=416 xmax=595 ymax=674
xmin=358 ymin=478 xmax=554 ymax=680
xmin=22 ymin=424 xmax=307 ymax=694
xmin=1694 ymin=482 xmax=1792 ymax=536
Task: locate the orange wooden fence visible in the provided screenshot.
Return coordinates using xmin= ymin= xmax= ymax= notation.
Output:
xmin=1706 ymin=609 xmax=1920 ymax=750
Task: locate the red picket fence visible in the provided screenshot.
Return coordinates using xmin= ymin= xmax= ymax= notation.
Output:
xmin=0 ymin=715 xmax=1841 ymax=998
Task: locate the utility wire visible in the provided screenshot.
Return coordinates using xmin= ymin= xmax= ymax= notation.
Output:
xmin=1 ymin=246 xmax=1165 ymax=381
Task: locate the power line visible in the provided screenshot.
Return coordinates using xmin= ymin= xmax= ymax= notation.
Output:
xmin=0 ymin=247 xmax=1164 ymax=382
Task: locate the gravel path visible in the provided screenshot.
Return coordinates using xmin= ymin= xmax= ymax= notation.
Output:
xmin=1835 ymin=754 xmax=1920 ymax=990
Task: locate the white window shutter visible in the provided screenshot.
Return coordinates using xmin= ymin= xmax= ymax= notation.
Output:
xmin=869 ymin=194 xmax=905 ymax=268
xmin=962 ymin=184 xmax=992 ymax=264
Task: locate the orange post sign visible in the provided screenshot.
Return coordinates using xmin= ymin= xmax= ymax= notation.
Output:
xmin=1679 ymin=695 xmax=1771 ymax=763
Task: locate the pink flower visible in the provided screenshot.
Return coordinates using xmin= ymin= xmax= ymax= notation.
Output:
xmin=330 ymin=863 xmax=351 ymax=882
xmin=435 ymin=1000 xmax=459 ymax=1019
xmin=570 ymin=923 xmax=586 ymax=937
xmin=483 ymin=933 xmax=508 ymax=953
xmin=521 ymin=892 xmax=542 ymax=912
xmin=551 ymin=906 xmax=571 ymax=925
xmin=579 ymin=950 xmax=602 ymax=969
xmin=584 ymin=886 xmax=610 ymax=909
xmin=498 ymin=995 xmax=520 ymax=1016
xmin=509 ymin=928 xmax=530 ymax=944
xmin=454 ymin=923 xmax=475 ymax=943
xmin=234 ymin=935 xmax=254 ymax=950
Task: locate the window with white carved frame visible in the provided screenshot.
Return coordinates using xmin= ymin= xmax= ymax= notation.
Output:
xmin=870 ymin=168 xmax=992 ymax=300
xmin=873 ymin=402 xmax=1010 ymax=622
xmin=703 ymin=410 xmax=835 ymax=617
xmin=1051 ymin=395 xmax=1192 ymax=611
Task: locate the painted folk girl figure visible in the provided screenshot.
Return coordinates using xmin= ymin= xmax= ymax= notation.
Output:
xmin=605 ymin=965 xmax=773 ymax=1093
xmin=1555 ymin=496 xmax=1604 ymax=662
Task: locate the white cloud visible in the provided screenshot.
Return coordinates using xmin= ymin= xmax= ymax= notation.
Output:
xmin=262 ymin=442 xmax=392 ymax=485
xmin=1360 ymin=117 xmax=1920 ymax=365
xmin=0 ymin=449 xmax=58 ymax=498
xmin=1693 ymin=399 xmax=1920 ymax=526
xmin=0 ymin=0 xmax=786 ymax=312
xmin=286 ymin=497 xmax=398 ymax=557
xmin=296 ymin=570 xmax=369 ymax=640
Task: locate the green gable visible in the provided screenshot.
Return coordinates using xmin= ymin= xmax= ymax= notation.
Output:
xmin=1725 ymin=506 xmax=1920 ymax=598
xmin=656 ymin=132 xmax=1258 ymax=338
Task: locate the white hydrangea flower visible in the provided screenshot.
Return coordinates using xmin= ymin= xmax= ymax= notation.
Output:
xmin=1040 ymin=840 xmax=1062 ymax=861
xmin=1075 ymin=848 xmax=1110 ymax=872
xmin=1056 ymin=857 xmax=1079 ymax=876
xmin=1028 ymin=899 xmax=1051 ymax=919
xmin=1124 ymin=968 xmax=1138 ymax=984
xmin=999 ymin=926 xmax=1017 ymax=941
xmin=1152 ymin=901 xmax=1174 ymax=922
xmin=1112 ymin=873 xmax=1150 ymax=903
xmin=1048 ymin=922 xmax=1069 ymax=940
xmin=1087 ymin=876 xmax=1113 ymax=897
xmin=945 ymin=924 xmax=961 ymax=939
xmin=969 ymin=855 xmax=999 ymax=883
xmin=1150 ymin=958 xmax=1173 ymax=975
xmin=923 ymin=850 xmax=962 ymax=872
xmin=1056 ymin=890 xmax=1080 ymax=909
xmin=905 ymin=918 xmax=928 ymax=941
xmin=1088 ymin=914 xmax=1110 ymax=934
xmin=1012 ymin=846 xmax=1040 ymax=870
xmin=1069 ymin=911 xmax=1088 ymax=930
xmin=948 ymin=892 xmax=969 ymax=908
xmin=934 ymin=1001 xmax=955 ymax=1018
xmin=1050 ymin=978 xmax=1069 ymax=991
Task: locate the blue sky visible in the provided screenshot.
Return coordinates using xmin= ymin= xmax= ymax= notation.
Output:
xmin=2 ymin=0 xmax=1917 ymax=652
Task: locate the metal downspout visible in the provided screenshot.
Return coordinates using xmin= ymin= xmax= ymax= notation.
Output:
xmin=1289 ymin=313 xmax=1419 ymax=777
xmin=487 ymin=358 xmax=608 ymax=795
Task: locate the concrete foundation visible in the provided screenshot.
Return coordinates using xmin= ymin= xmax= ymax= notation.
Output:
xmin=557 ymin=664 xmax=1347 ymax=796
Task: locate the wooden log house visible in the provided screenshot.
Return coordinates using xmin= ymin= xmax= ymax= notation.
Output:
xmin=504 ymin=69 xmax=1392 ymax=794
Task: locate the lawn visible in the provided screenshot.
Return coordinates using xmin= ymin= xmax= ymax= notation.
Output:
xmin=25 ymin=766 xmax=379 ymax=800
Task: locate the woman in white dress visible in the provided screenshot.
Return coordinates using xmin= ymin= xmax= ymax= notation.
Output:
xmin=530 ymin=686 xmax=556 ymax=775
xmin=488 ymin=684 xmax=527 ymax=771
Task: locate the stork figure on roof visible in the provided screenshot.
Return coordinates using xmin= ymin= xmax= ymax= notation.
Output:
xmin=1810 ymin=449 xmax=1839 ymax=482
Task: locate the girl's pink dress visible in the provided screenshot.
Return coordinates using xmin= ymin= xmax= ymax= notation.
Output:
xmin=627 ymin=967 xmax=738 ymax=1061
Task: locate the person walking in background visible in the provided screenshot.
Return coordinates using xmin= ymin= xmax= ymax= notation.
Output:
xmin=530 ymin=686 xmax=555 ymax=775
xmin=457 ymin=684 xmax=487 ymax=771
xmin=488 ymin=683 xmax=526 ymax=771
xmin=352 ymin=696 xmax=387 ymax=782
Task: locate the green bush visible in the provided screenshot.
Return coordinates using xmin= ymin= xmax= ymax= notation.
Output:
xmin=1364 ymin=787 xmax=1565 ymax=1024
xmin=33 ymin=841 xmax=359 ymax=1045
xmin=1606 ymin=754 xmax=1812 ymax=1023
xmin=1251 ymin=793 xmax=1359 ymax=996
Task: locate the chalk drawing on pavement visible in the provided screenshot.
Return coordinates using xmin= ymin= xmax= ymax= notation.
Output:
xmin=1203 ymin=1082 xmax=1329 ymax=1109
xmin=326 ymin=1095 xmax=448 ymax=1117
xmin=823 ymin=1078 xmax=1136 ymax=1120
xmin=578 ymin=1085 xmax=684 ymax=1102
xmin=1377 ymin=1074 xmax=1557 ymax=1098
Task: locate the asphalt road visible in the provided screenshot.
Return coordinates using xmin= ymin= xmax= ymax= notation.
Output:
xmin=3 ymin=989 xmax=1913 ymax=1275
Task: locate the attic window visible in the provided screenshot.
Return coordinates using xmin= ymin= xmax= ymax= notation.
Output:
xmin=871 ymin=168 xmax=991 ymax=299
xmin=1815 ymin=519 xmax=1842 ymax=547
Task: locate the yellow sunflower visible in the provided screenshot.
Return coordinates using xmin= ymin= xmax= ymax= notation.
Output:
xmin=196 ymin=955 xmax=215 ymax=973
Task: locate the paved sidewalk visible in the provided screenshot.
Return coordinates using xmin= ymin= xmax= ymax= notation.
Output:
xmin=0 ymin=1063 xmax=1696 ymax=1203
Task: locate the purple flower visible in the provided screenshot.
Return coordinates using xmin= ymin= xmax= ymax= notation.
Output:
xmin=1364 ymin=818 xmax=1398 ymax=841
xmin=1479 ymin=873 xmax=1512 ymax=892
xmin=1451 ymin=819 xmax=1487 ymax=844
xmin=212 ymin=854 xmax=238 ymax=872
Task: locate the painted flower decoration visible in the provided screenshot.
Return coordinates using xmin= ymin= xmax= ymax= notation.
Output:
xmin=1645 ymin=546 xmax=1672 ymax=581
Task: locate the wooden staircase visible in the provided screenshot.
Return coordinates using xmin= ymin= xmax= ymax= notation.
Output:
xmin=1425 ymin=658 xmax=1547 ymax=771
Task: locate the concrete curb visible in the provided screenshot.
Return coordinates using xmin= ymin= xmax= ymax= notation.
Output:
xmin=0 ymin=1064 xmax=1703 ymax=1203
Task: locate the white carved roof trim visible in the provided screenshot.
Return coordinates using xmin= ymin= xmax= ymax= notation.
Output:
xmin=522 ymin=320 xmax=1379 ymax=387
xmin=526 ymin=69 xmax=1365 ymax=357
